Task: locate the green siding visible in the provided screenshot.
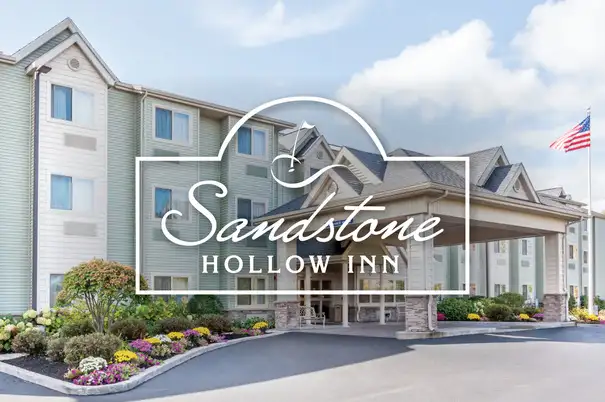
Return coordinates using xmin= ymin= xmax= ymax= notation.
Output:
xmin=107 ymin=88 xmax=138 ymax=266
xmin=0 ymin=63 xmax=33 ymax=314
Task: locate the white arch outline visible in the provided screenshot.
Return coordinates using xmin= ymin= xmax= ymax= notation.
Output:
xmin=135 ymin=95 xmax=470 ymax=296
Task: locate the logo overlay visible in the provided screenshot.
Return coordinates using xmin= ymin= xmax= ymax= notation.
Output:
xmin=135 ymin=96 xmax=470 ymax=296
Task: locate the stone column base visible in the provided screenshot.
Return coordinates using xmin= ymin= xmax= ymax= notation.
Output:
xmin=543 ymin=293 xmax=566 ymax=322
xmin=404 ymin=296 xmax=437 ymax=332
xmin=274 ymin=300 xmax=300 ymax=330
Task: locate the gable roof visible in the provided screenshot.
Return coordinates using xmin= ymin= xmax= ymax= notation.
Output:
xmin=346 ymin=147 xmax=388 ymax=180
xmin=15 ymin=18 xmax=118 ymax=84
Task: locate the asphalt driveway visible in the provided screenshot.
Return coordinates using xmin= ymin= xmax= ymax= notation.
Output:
xmin=2 ymin=326 xmax=605 ymax=402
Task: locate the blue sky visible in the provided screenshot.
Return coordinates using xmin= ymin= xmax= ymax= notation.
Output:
xmin=1 ymin=0 xmax=604 ymax=208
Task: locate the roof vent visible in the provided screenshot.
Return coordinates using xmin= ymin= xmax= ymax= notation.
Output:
xmin=67 ymin=57 xmax=80 ymax=71
xmin=317 ymin=151 xmax=324 ymax=160
xmin=513 ymin=179 xmax=521 ymax=192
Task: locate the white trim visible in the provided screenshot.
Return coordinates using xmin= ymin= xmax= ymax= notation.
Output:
xmin=151 ymin=185 xmax=192 ymax=223
xmin=151 ymin=104 xmax=193 ymax=147
xmin=235 ymin=125 xmax=269 ymax=161
xmin=299 ymin=133 xmax=336 ymax=160
xmin=477 ymin=147 xmax=510 ymax=187
xmin=25 ymin=33 xmax=116 ymax=86
xmin=356 ymin=276 xmax=405 ymax=306
xmin=504 ymin=164 xmax=540 ymax=203
xmin=235 ymin=275 xmax=270 ymax=308
xmin=301 ymin=168 xmax=358 ymax=209
xmin=14 ymin=18 xmax=75 ymax=62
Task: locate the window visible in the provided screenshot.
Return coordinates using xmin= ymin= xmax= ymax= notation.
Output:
xmin=569 ymin=226 xmax=576 ymax=234
xmin=584 ymin=286 xmax=588 ymax=296
xmin=154 ymin=187 xmax=190 ymax=220
xmin=153 ymin=276 xmax=189 ymax=301
xmin=51 ymin=84 xmax=94 ymax=126
xmin=583 ymin=251 xmax=588 ymax=264
xmin=569 ymin=245 xmax=575 ymax=259
xmin=237 ymin=126 xmax=266 ymax=158
xmin=521 ymin=240 xmax=528 ymax=256
xmin=236 ymin=276 xmax=267 ymax=306
xmin=494 ymin=284 xmax=506 ymax=296
xmin=50 ymin=174 xmax=94 ymax=212
xmin=237 ymin=198 xmax=266 ymax=226
xmin=522 ymin=285 xmax=528 ymax=300
xmin=154 ymin=107 xmax=190 ymax=144
xmin=49 ymin=274 xmax=64 ymax=307
xmin=358 ymin=278 xmax=405 ymax=304
xmin=462 ymin=283 xmax=466 ymax=291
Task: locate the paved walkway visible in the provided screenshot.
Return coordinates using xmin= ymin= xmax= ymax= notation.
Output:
xmin=2 ymin=326 xmax=605 ymax=401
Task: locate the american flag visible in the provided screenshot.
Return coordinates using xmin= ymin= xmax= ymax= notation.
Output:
xmin=549 ymin=114 xmax=591 ymax=152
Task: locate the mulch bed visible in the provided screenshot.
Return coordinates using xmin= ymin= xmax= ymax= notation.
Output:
xmin=3 ymin=355 xmax=69 ymax=381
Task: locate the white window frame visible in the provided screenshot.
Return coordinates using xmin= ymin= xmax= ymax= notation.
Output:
xmin=152 ymin=185 xmax=192 ymax=222
xmin=521 ymin=239 xmax=528 ymax=256
xmin=568 ymin=245 xmax=575 ymax=259
xmin=152 ymin=105 xmax=193 ymax=146
xmin=235 ymin=275 xmax=269 ymax=308
xmin=357 ymin=274 xmax=405 ymax=306
xmin=235 ymin=125 xmax=269 ymax=160
xmin=48 ymin=172 xmax=96 ymax=214
xmin=49 ymin=273 xmax=65 ymax=308
xmin=236 ymin=197 xmax=268 ymax=226
xmin=47 ymin=81 xmax=97 ymax=129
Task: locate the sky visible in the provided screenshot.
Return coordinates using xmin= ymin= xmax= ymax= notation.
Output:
xmin=1 ymin=0 xmax=604 ymax=210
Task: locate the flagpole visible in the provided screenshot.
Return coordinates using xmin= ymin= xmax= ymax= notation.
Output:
xmin=587 ymin=106 xmax=594 ymax=315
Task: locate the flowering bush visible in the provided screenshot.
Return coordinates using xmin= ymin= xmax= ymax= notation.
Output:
xmin=150 ymin=344 xmax=172 ymax=358
xmin=0 ymin=318 xmax=34 ymax=352
xmin=72 ymin=363 xmax=140 ymax=386
xmin=144 ymin=337 xmax=161 ymax=345
xmin=154 ymin=334 xmax=172 ymax=344
xmin=183 ymin=329 xmax=200 ymax=337
xmin=467 ymin=313 xmax=481 ymax=321
xmin=252 ymin=321 xmax=268 ymax=330
xmin=135 ymin=353 xmax=161 ymax=368
xmin=437 ymin=312 xmax=446 ymax=321
xmin=11 ymin=329 xmax=48 ymax=355
xmin=64 ymin=368 xmax=83 ymax=380
xmin=114 ymin=350 xmax=138 ymax=363
xmin=192 ymin=327 xmax=211 ymax=337
xmin=171 ymin=339 xmax=186 ymax=354
xmin=533 ymin=313 xmax=544 ymax=321
xmin=167 ymin=332 xmax=184 ymax=340
xmin=78 ymin=357 xmax=108 ymax=374
xmin=518 ymin=313 xmax=530 ymax=321
xmin=129 ymin=339 xmax=153 ymax=353
xmin=586 ymin=314 xmax=599 ymax=322
xmin=208 ymin=334 xmax=226 ymax=344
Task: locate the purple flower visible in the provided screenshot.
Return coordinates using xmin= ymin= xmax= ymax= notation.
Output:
xmin=171 ymin=341 xmax=185 ymax=354
xmin=183 ymin=329 xmax=200 ymax=337
xmin=129 ymin=339 xmax=153 ymax=353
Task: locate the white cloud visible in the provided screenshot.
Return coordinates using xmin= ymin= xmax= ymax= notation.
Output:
xmin=336 ymin=0 xmax=605 ymax=207
xmin=196 ymin=0 xmax=365 ymax=47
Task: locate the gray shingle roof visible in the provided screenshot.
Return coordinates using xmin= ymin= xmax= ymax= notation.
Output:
xmin=262 ymin=144 xmax=584 ymax=218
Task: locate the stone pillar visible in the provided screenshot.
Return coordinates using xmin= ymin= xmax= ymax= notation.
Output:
xmin=274 ymin=239 xmax=300 ymax=330
xmin=404 ymin=213 xmax=437 ymax=332
xmin=543 ymin=233 xmax=567 ymax=322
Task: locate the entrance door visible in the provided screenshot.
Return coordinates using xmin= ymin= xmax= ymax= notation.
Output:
xmin=299 ymin=279 xmax=333 ymax=321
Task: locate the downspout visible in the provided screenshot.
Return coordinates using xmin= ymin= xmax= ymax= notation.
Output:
xmin=138 ymin=90 xmax=148 ymax=276
xmin=31 ymin=70 xmax=41 ymax=310
xmin=427 ymin=190 xmax=449 ymax=331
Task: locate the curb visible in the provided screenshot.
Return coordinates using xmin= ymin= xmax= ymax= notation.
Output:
xmin=0 ymin=331 xmax=286 ymax=396
xmin=395 ymin=322 xmax=577 ymax=340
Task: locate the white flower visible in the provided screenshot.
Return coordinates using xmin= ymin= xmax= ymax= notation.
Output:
xmin=36 ymin=317 xmax=45 ymax=325
xmin=23 ymin=310 xmax=37 ymax=319
xmin=4 ymin=324 xmax=16 ymax=333
xmin=78 ymin=357 xmax=108 ymax=374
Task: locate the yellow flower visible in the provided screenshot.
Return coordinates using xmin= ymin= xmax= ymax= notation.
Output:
xmin=252 ymin=321 xmax=268 ymax=330
xmin=144 ymin=337 xmax=161 ymax=345
xmin=192 ymin=327 xmax=210 ymax=337
xmin=519 ymin=314 xmax=530 ymax=320
xmin=167 ymin=332 xmax=184 ymax=340
xmin=587 ymin=314 xmax=599 ymax=321
xmin=113 ymin=350 xmax=138 ymax=363
xmin=467 ymin=313 xmax=481 ymax=321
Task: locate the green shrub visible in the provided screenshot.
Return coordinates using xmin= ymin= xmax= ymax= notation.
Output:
xmin=568 ymin=294 xmax=577 ymax=311
xmin=580 ymin=295 xmax=587 ymax=308
xmin=155 ymin=317 xmax=192 ymax=334
xmin=64 ymin=333 xmax=123 ymax=367
xmin=11 ymin=330 xmax=48 ymax=355
xmin=511 ymin=306 xmax=523 ymax=316
xmin=485 ymin=304 xmax=513 ymax=321
xmin=243 ymin=316 xmax=268 ymax=329
xmin=60 ymin=318 xmax=95 ymax=338
xmin=187 ymin=295 xmax=224 ymax=316
xmin=193 ymin=314 xmax=232 ymax=333
xmin=437 ymin=298 xmax=475 ymax=321
xmin=493 ymin=292 xmax=525 ymax=308
xmin=47 ymin=337 xmax=69 ymax=362
xmin=109 ymin=318 xmax=147 ymax=340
